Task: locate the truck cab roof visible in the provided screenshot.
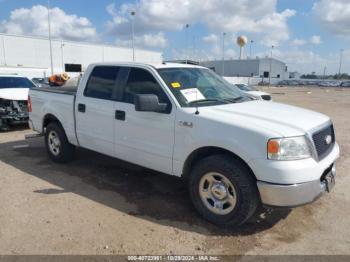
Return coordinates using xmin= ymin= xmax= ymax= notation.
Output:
xmin=87 ymin=62 xmax=206 ymax=70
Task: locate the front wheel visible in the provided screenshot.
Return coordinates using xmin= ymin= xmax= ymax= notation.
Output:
xmin=45 ymin=122 xmax=75 ymax=163
xmin=189 ymin=154 xmax=260 ymax=226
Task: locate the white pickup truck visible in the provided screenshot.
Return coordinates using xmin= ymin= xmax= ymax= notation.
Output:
xmin=29 ymin=62 xmax=339 ymax=226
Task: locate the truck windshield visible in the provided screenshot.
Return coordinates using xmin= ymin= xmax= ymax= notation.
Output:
xmin=0 ymin=77 xmax=36 ymax=89
xmin=157 ymin=68 xmax=249 ymax=107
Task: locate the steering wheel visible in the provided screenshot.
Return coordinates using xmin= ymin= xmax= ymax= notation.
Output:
xmin=203 ymin=87 xmax=217 ymax=97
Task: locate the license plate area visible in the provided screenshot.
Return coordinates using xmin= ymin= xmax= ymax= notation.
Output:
xmin=324 ymin=173 xmax=335 ymax=192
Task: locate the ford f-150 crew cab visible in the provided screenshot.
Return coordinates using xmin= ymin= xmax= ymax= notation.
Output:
xmin=28 ymin=62 xmax=339 ymax=226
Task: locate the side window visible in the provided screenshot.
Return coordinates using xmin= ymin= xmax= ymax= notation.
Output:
xmin=122 ymin=68 xmax=170 ymax=106
xmin=84 ymin=66 xmax=119 ymax=100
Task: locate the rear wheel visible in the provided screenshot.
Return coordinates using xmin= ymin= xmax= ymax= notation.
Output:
xmin=45 ymin=122 xmax=75 ymax=163
xmin=189 ymin=154 xmax=260 ymax=226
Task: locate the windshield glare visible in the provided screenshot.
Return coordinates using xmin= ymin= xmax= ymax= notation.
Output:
xmin=158 ymin=68 xmax=248 ymax=107
xmin=0 ymin=77 xmax=35 ymax=89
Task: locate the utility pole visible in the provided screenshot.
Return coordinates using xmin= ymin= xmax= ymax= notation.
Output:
xmin=338 ymin=48 xmax=344 ymax=76
xmin=47 ymin=0 xmax=54 ymax=75
xmin=249 ymin=40 xmax=254 ymax=59
xmin=323 ymin=66 xmax=327 ymax=80
xmin=222 ymin=32 xmax=226 ymax=76
xmin=269 ymin=45 xmax=274 ymax=86
xmin=185 ymin=24 xmax=189 ymax=64
xmin=131 ymin=11 xmax=136 ymax=62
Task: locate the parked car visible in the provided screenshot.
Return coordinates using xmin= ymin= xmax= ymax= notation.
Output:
xmin=32 ymin=77 xmax=49 ymax=88
xmin=341 ymin=81 xmax=350 ymax=87
xmin=0 ymin=74 xmax=35 ymax=131
xmin=235 ymin=84 xmax=272 ymax=101
xmin=318 ymin=81 xmax=341 ymax=87
xmin=29 ymin=62 xmax=339 ymax=226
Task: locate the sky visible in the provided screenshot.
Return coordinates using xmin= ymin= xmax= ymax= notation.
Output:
xmin=0 ymin=0 xmax=349 ymax=74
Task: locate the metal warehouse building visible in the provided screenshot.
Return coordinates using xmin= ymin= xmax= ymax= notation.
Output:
xmin=200 ymin=58 xmax=288 ymax=81
xmin=0 ymin=33 xmax=162 ymax=78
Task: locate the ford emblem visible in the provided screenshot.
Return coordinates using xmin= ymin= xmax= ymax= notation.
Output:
xmin=325 ymin=135 xmax=332 ymax=145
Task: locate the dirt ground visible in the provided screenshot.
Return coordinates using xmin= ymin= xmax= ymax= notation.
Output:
xmin=0 ymin=87 xmax=349 ymax=255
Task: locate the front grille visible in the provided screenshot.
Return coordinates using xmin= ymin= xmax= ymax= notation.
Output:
xmin=261 ymin=95 xmax=271 ymax=101
xmin=312 ymin=124 xmax=335 ymax=160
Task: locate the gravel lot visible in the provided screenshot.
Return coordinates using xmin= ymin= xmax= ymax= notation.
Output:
xmin=0 ymin=87 xmax=349 ymax=255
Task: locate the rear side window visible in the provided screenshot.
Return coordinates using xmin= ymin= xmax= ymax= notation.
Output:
xmin=84 ymin=66 xmax=119 ymax=100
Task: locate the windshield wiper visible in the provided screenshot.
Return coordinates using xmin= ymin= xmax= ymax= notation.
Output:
xmin=224 ymin=96 xmax=243 ymax=102
xmin=188 ymin=98 xmax=230 ymax=105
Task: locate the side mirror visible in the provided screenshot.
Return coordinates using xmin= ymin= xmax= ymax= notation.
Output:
xmin=134 ymin=94 xmax=168 ymax=113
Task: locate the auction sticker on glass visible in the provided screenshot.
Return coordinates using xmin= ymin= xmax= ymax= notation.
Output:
xmin=180 ymin=88 xmax=205 ymax=103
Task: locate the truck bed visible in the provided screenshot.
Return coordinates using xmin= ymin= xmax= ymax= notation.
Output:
xmin=32 ymin=85 xmax=77 ymax=95
xmin=29 ymin=85 xmax=78 ymax=145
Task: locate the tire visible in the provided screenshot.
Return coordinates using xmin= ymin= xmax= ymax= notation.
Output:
xmin=188 ymin=154 xmax=260 ymax=226
xmin=0 ymin=118 xmax=9 ymax=131
xmin=45 ymin=122 xmax=75 ymax=163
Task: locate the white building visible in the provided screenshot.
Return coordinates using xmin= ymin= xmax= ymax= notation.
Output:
xmin=289 ymin=71 xmax=301 ymax=79
xmin=0 ymin=33 xmax=162 ymax=78
xmin=200 ymin=57 xmax=288 ymax=85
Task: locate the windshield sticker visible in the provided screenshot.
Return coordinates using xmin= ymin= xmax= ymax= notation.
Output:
xmin=180 ymin=88 xmax=205 ymax=103
xmin=171 ymin=82 xmax=181 ymax=88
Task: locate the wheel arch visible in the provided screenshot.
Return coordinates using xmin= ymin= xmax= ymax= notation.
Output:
xmin=42 ymin=113 xmax=63 ymax=132
xmin=182 ymin=146 xmax=256 ymax=181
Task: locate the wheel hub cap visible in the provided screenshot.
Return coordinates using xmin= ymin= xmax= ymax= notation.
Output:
xmin=211 ymin=183 xmax=228 ymax=200
xmin=199 ymin=172 xmax=237 ymax=215
xmin=48 ymin=130 xmax=61 ymax=156
xmin=53 ymin=138 xmax=60 ymax=147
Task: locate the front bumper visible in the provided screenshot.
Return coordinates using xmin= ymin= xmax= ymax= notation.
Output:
xmin=257 ymin=164 xmax=336 ymax=207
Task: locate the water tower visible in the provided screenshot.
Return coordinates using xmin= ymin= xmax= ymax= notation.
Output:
xmin=237 ymin=36 xmax=248 ymax=60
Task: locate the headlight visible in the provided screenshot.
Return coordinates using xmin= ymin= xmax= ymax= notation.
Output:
xmin=267 ymin=136 xmax=311 ymax=160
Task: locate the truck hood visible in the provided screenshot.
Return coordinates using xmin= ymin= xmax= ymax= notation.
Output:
xmin=200 ymin=101 xmax=329 ymax=137
xmin=245 ymin=90 xmax=269 ymax=96
xmin=0 ymin=88 xmax=29 ymax=101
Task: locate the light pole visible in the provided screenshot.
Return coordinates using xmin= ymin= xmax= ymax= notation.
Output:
xmin=131 ymin=11 xmax=136 ymax=62
xmin=323 ymin=66 xmax=327 ymax=80
xmin=47 ymin=0 xmax=54 ymax=75
xmin=338 ymin=48 xmax=344 ymax=76
xmin=192 ymin=36 xmax=196 ymax=62
xmin=61 ymin=42 xmax=65 ymax=72
xmin=185 ymin=24 xmax=189 ymax=64
xmin=269 ymin=45 xmax=274 ymax=86
xmin=1 ymin=35 xmax=6 ymax=66
xmin=249 ymin=40 xmax=254 ymax=59
xmin=222 ymin=32 xmax=226 ymax=76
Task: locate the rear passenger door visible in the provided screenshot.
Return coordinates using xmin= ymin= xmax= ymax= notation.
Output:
xmin=114 ymin=67 xmax=176 ymax=175
xmin=75 ymin=66 xmax=119 ymax=157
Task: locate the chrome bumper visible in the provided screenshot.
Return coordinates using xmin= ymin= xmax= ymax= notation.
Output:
xmin=257 ymin=165 xmax=336 ymax=207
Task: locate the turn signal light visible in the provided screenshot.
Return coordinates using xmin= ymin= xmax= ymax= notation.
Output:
xmin=267 ymin=140 xmax=279 ymax=154
xmin=28 ymin=96 xmax=32 ymax=112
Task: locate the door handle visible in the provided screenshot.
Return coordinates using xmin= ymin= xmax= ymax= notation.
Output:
xmin=115 ymin=110 xmax=125 ymax=121
xmin=78 ymin=103 xmax=86 ymax=113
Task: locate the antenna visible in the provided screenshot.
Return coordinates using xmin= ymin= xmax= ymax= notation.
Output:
xmin=195 ymin=89 xmax=199 ymax=115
